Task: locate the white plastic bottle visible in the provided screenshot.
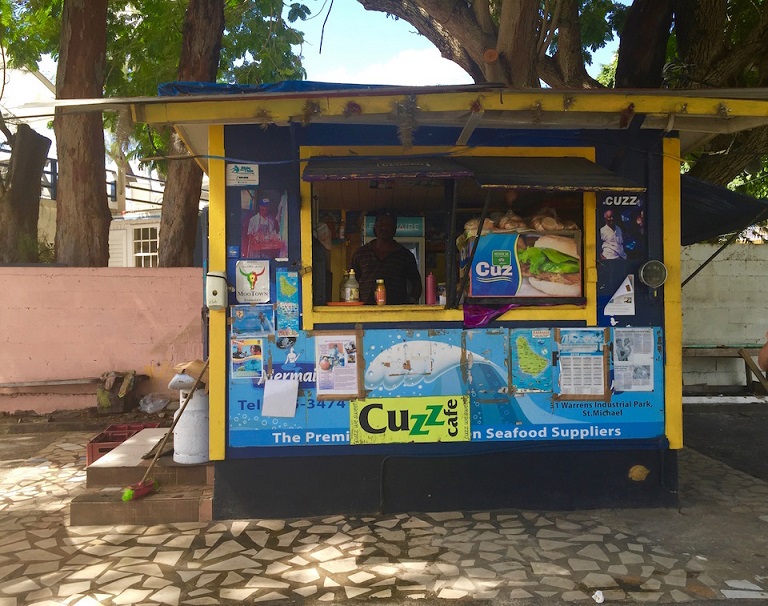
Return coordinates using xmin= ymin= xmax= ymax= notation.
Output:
xmin=339 ymin=271 xmax=349 ymax=302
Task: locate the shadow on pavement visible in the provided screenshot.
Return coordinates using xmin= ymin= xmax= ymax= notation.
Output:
xmin=684 ymin=402 xmax=768 ymax=481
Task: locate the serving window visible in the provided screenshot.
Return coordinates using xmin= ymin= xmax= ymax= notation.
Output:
xmin=300 ymin=147 xmax=643 ymax=327
xmin=310 ymin=176 xmax=453 ymax=306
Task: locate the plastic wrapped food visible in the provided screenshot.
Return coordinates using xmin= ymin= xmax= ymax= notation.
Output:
xmin=530 ymin=214 xmax=564 ymax=231
xmin=497 ymin=211 xmax=528 ymax=231
xmin=464 ymin=217 xmax=495 ymax=235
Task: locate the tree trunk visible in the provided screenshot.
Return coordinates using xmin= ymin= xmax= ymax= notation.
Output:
xmin=688 ymin=126 xmax=768 ymax=186
xmin=551 ymin=0 xmax=595 ymax=88
xmin=495 ymin=0 xmax=541 ymax=86
xmin=0 ymin=124 xmax=52 ymax=263
xmin=158 ymin=134 xmax=205 ymax=266
xmin=53 ymin=0 xmax=111 ymax=267
xmin=615 ymin=0 xmax=673 ymax=88
xmin=674 ymin=0 xmax=726 ymax=86
xmin=158 ymin=0 xmax=224 ymax=267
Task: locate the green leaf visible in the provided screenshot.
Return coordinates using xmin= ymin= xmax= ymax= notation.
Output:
xmin=519 ymin=246 xmax=579 ymax=275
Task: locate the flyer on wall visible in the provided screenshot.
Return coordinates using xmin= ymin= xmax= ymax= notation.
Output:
xmin=240 ymin=189 xmax=288 ymax=260
xmin=556 ymin=328 xmax=609 ymax=399
xmin=231 ymin=337 xmax=264 ymax=379
xmin=235 ymin=260 xmax=270 ymax=303
xmin=613 ymin=327 xmax=654 ymax=391
xmin=315 ymin=332 xmax=360 ymax=399
xmin=231 ymin=305 xmax=275 ymax=336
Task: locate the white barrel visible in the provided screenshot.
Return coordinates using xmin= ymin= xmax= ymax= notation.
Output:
xmin=173 ymin=390 xmax=209 ymax=464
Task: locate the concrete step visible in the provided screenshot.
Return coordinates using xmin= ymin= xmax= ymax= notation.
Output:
xmin=87 ymin=428 xmax=213 ymax=488
xmin=70 ymin=485 xmax=212 ymax=526
xmin=73 ymin=427 xmax=214 ymax=526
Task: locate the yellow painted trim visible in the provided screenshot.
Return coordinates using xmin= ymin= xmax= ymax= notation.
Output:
xmin=301 ymin=145 xmax=597 ymax=327
xmin=300 ymin=171 xmax=314 ymax=329
xmin=174 ymin=126 xmax=208 ymax=174
xmin=581 ymin=190 xmax=598 ymax=326
xmin=208 ymin=125 xmax=227 ymax=461
xmin=310 ymin=305 xmax=589 ymax=324
xmin=662 ymin=137 xmax=683 ymax=450
xmin=136 ymin=90 xmax=768 ymax=126
xmin=303 ymin=145 xmax=595 ymax=159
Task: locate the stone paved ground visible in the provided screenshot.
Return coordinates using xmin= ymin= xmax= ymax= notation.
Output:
xmin=0 ymin=432 xmax=766 ymax=605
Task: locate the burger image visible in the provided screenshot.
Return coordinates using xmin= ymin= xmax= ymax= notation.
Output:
xmin=518 ymin=234 xmax=581 ymax=297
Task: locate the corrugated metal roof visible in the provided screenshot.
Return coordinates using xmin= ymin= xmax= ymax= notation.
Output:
xmin=303 ymin=155 xmax=645 ymax=192
xmin=455 ymin=156 xmax=646 ymax=192
xmin=302 ymin=156 xmax=473 ymax=181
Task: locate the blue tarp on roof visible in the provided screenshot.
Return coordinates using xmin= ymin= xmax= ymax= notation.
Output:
xmin=158 ymin=81 xmax=386 ymax=96
xmin=681 ymin=175 xmax=768 ymax=244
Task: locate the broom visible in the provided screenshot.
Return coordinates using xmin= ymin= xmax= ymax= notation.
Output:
xmin=122 ymin=358 xmax=210 ymax=502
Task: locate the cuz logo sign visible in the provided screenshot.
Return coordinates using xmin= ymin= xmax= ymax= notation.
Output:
xmin=350 ymin=396 xmax=470 ymax=445
xmin=469 ymin=233 xmax=522 ymax=296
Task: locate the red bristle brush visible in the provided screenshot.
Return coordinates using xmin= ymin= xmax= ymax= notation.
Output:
xmin=122 ymin=358 xmax=209 ymax=502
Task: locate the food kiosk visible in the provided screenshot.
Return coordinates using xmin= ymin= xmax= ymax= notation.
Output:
xmin=132 ymin=83 xmax=768 ymax=519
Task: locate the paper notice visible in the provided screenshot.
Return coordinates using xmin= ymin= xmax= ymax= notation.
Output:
xmin=261 ymin=379 xmax=299 ymax=417
xmin=604 ymin=275 xmax=635 ymax=316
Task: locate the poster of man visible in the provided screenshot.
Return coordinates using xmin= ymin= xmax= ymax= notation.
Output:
xmin=599 ymin=209 xmax=627 ymax=260
xmin=598 ymin=195 xmax=646 ymax=262
xmin=241 ymin=189 xmax=288 ymax=259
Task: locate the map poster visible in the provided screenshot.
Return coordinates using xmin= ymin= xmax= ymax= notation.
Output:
xmin=276 ymin=269 xmax=299 ymax=337
xmin=510 ymin=328 xmax=554 ymax=392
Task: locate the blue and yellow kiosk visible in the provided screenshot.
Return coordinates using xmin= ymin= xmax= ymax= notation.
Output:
xmin=131 ymin=83 xmax=768 ymax=519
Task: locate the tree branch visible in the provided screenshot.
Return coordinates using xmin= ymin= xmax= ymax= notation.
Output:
xmin=358 ymin=0 xmax=488 ymax=81
xmin=537 ymin=0 xmax=562 ymax=60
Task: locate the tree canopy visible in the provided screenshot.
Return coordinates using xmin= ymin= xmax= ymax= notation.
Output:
xmin=4 ymin=0 xmax=768 ymax=264
xmin=1 ymin=0 xmax=308 ymax=172
xmin=355 ymin=0 xmax=768 ymax=196
xmin=1 ymin=0 xmax=309 ymax=265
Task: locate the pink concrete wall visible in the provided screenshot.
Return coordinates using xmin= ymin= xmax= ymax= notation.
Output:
xmin=0 ymin=267 xmax=203 ymax=414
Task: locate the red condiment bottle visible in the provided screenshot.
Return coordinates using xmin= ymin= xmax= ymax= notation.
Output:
xmin=425 ymin=273 xmax=436 ymax=305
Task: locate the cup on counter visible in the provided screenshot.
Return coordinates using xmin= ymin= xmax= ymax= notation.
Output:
xmin=437 ymin=283 xmax=446 ymax=306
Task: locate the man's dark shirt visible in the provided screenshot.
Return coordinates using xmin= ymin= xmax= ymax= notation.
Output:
xmin=351 ymin=241 xmax=422 ymax=304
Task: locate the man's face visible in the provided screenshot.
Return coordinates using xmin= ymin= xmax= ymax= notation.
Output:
xmin=259 ymin=204 xmax=269 ymax=216
xmin=374 ymin=215 xmax=396 ymax=240
xmin=604 ymin=211 xmax=615 ymax=226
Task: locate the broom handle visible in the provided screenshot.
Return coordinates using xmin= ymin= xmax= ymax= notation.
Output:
xmin=139 ymin=358 xmax=210 ymax=485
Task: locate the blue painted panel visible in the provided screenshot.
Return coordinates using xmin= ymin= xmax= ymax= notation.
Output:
xmin=227 ymin=326 xmax=664 ymax=450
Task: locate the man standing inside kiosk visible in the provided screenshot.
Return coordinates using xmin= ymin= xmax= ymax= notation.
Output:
xmin=352 ymin=210 xmax=423 ymax=305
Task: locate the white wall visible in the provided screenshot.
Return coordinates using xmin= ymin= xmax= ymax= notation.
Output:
xmin=681 ymin=243 xmax=768 ymax=388
xmin=109 ymin=216 xmax=161 ymax=267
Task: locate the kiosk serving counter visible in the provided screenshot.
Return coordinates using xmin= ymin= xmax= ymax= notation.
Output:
xmin=129 ymin=82 xmax=768 ymax=519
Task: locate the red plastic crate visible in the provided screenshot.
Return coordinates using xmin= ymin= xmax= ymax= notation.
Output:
xmin=86 ymin=423 xmax=160 ymax=465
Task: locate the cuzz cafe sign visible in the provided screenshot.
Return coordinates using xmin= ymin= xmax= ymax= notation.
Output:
xmin=350 ymin=396 xmax=470 ymax=445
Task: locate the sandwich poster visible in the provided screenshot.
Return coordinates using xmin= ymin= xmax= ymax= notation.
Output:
xmin=468 ymin=232 xmax=582 ymax=299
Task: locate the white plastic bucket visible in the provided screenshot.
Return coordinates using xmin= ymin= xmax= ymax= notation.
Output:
xmin=174 ymin=390 xmax=209 ymax=464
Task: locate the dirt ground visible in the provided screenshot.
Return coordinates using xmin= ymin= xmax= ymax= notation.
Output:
xmin=0 ymin=404 xmax=174 ymax=435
